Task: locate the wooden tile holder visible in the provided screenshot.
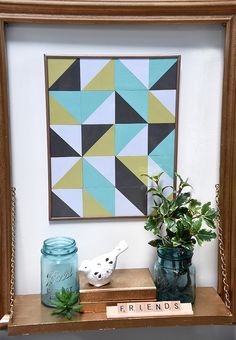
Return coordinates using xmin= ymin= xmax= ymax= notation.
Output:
xmin=106 ymin=301 xmax=193 ymax=318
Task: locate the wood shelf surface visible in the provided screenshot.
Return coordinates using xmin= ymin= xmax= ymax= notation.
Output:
xmin=8 ymin=287 xmax=232 ymax=336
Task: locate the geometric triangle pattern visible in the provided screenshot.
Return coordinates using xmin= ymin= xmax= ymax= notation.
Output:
xmin=46 ymin=56 xmax=180 ymax=219
xmin=83 ymin=92 xmax=115 ymax=125
xmin=150 ymin=62 xmax=178 ymax=90
xmin=82 ymin=124 xmax=112 ymax=155
xmin=148 ymin=123 xmax=175 ymax=154
xmin=53 ymin=158 xmax=83 ymax=189
xmin=117 ymin=124 xmax=148 ymax=156
xmin=84 ymin=125 xmax=115 ymax=156
xmin=148 ymin=92 xmax=175 ymax=123
xmin=49 ymin=59 xmax=81 ymax=91
xmin=84 ymin=60 xmax=115 ymax=91
xmin=115 ymin=92 xmax=146 ymax=124
xmin=115 ymin=123 xmax=146 ymax=155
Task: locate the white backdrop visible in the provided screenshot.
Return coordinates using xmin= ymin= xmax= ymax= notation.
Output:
xmin=6 ymin=23 xmax=224 ymax=295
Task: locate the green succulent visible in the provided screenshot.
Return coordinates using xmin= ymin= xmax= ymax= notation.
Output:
xmin=144 ymin=172 xmax=217 ymax=251
xmin=50 ymin=287 xmax=83 ymax=320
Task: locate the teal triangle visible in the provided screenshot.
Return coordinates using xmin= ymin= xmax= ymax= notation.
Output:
xmin=90 ymin=187 xmax=115 ymax=216
xmin=50 ymin=91 xmax=82 ymax=122
xmin=115 ymin=60 xmax=147 ymax=90
xmin=149 ymin=58 xmax=177 ymax=89
xmin=117 ymin=90 xmax=148 ymax=122
xmin=83 ymin=159 xmax=115 ymax=215
xmin=150 ymin=130 xmax=175 ymax=178
xmin=81 ymin=91 xmax=113 ymax=123
xmin=115 ymin=123 xmax=146 ymax=155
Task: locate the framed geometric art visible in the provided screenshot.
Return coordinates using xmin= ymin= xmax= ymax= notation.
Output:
xmin=45 ymin=56 xmax=180 ymax=220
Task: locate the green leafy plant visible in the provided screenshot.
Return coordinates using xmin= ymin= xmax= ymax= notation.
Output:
xmin=50 ymin=287 xmax=83 ymax=320
xmin=144 ymin=172 xmax=217 ymax=251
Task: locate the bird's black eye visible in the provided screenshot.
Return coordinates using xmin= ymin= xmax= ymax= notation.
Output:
xmin=85 ymin=266 xmax=87 ymax=269
xmin=105 ymin=258 xmax=109 ymax=261
xmin=109 ymin=261 xmax=113 ymax=264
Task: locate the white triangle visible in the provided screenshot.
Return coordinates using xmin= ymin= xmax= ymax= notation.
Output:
xmin=83 ymin=92 xmax=115 ymax=124
xmin=115 ymin=189 xmax=144 ymax=216
xmin=84 ymin=156 xmax=115 ymax=186
xmin=120 ymin=59 xmax=149 ymax=88
xmin=80 ymin=58 xmax=110 ymax=89
xmin=51 ymin=125 xmax=81 ymax=155
xmin=52 ymin=189 xmax=83 ymax=216
xmin=151 ymin=90 xmax=176 ymax=115
xmin=118 ymin=125 xmax=148 ymax=156
xmin=51 ymin=157 xmax=80 ymax=186
xmin=148 ymin=157 xmax=173 ymax=189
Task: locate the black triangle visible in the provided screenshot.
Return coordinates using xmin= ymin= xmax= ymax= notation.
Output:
xmin=148 ymin=123 xmax=175 ymax=154
xmin=51 ymin=192 xmax=79 ymax=218
xmin=115 ymin=157 xmax=147 ymax=215
xmin=115 ymin=92 xmax=146 ymax=123
xmin=49 ymin=59 xmax=81 ymax=91
xmin=82 ymin=124 xmax=112 ymax=155
xmin=50 ymin=128 xmax=81 ymax=157
xmin=150 ymin=62 xmax=177 ymax=90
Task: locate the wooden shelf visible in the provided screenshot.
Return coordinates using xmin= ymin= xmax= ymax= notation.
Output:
xmin=8 ymin=288 xmax=232 ymax=336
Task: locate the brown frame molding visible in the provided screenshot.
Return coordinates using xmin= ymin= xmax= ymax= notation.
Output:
xmin=0 ymin=0 xmax=236 ymax=325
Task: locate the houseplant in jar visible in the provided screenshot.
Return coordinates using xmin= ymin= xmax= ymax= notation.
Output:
xmin=144 ymin=173 xmax=217 ymax=303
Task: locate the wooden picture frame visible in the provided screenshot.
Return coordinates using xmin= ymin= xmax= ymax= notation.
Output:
xmin=0 ymin=0 xmax=236 ymax=333
xmin=45 ymin=55 xmax=180 ymax=221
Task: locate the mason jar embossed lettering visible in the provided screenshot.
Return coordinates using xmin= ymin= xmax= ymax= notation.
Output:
xmin=41 ymin=237 xmax=79 ymax=307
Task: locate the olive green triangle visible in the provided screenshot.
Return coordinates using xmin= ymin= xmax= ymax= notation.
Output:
xmin=48 ymin=58 xmax=76 ymax=87
xmin=53 ymin=159 xmax=82 ymax=189
xmin=49 ymin=95 xmax=81 ymax=124
xmin=85 ymin=125 xmax=115 ymax=156
xmin=148 ymin=92 xmax=175 ymax=123
xmin=84 ymin=60 xmax=115 ymax=91
xmin=117 ymin=156 xmax=148 ymax=186
xmin=83 ymin=190 xmax=112 ymax=217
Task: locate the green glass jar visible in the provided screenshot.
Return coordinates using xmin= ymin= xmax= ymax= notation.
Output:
xmin=41 ymin=237 xmax=79 ymax=307
xmin=154 ymin=247 xmax=196 ymax=303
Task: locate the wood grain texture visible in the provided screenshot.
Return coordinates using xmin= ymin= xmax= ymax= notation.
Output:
xmin=0 ymin=20 xmax=11 ymax=319
xmin=218 ymin=15 xmax=236 ymax=322
xmin=0 ymin=0 xmax=235 ymax=18
xmin=80 ymin=268 xmax=156 ymax=302
xmin=0 ymin=0 xmax=235 ymax=328
xmin=7 ymin=288 xmax=232 ymax=335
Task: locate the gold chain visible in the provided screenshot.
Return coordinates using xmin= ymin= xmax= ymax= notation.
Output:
xmin=215 ymin=184 xmax=231 ymax=310
xmin=9 ymin=187 xmax=16 ymax=319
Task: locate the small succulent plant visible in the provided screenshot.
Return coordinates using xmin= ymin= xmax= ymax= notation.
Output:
xmin=50 ymin=287 xmax=83 ymax=320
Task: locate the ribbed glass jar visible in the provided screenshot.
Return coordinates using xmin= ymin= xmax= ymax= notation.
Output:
xmin=154 ymin=247 xmax=196 ymax=303
xmin=41 ymin=237 xmax=79 ymax=307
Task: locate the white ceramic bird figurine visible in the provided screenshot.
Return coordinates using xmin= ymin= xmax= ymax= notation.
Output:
xmin=79 ymin=240 xmax=128 ymax=287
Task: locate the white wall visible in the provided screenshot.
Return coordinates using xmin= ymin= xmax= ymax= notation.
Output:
xmin=4 ymin=21 xmax=235 ymax=340
xmin=6 ymin=24 xmax=223 ymax=298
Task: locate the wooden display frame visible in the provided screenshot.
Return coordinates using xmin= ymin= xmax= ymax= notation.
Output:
xmin=1 ymin=0 xmax=236 ymax=332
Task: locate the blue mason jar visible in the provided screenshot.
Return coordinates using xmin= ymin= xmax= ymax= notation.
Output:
xmin=154 ymin=247 xmax=196 ymax=303
xmin=41 ymin=237 xmax=79 ymax=307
